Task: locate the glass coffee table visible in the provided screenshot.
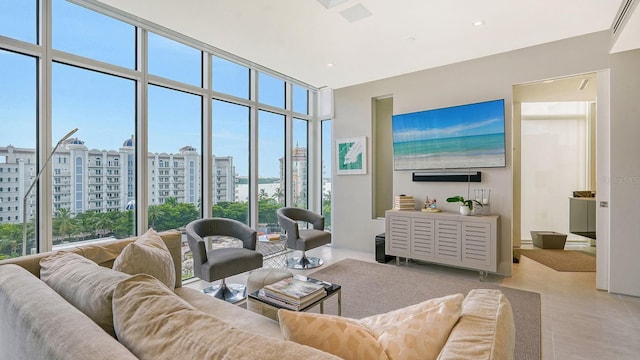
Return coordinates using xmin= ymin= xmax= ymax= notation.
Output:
xmin=249 ymin=276 xmax=341 ymax=316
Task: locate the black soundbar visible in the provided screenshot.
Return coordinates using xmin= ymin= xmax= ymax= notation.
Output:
xmin=412 ymin=171 xmax=482 ymax=182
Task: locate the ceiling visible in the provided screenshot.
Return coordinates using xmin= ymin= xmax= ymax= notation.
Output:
xmin=95 ymin=0 xmax=638 ymax=90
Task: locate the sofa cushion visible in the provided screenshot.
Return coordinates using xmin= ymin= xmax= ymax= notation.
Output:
xmin=175 ymin=286 xmax=283 ymax=339
xmin=0 ymin=264 xmax=137 ymax=360
xmin=113 ymin=274 xmax=340 ymax=360
xmin=113 ymin=228 xmax=176 ymax=289
xmin=278 ymin=310 xmax=389 ymax=360
xmin=40 ymin=252 xmax=129 ymax=337
xmin=278 ymin=293 xmax=463 ymax=360
xmin=437 ymin=289 xmax=515 ymax=360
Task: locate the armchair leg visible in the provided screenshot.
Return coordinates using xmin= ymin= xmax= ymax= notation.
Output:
xmin=202 ymin=278 xmax=247 ymax=304
xmin=287 ymin=252 xmax=324 ymax=269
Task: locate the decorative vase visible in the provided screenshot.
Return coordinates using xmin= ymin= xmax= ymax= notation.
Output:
xmin=459 ymin=205 xmax=471 ymax=216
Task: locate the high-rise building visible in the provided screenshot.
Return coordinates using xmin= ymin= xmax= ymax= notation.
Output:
xmin=212 ymin=156 xmax=235 ymax=203
xmin=0 ymin=145 xmax=36 ymax=223
xmin=0 ymin=137 xmax=236 ymax=224
xmin=279 ymin=146 xmax=307 ymax=207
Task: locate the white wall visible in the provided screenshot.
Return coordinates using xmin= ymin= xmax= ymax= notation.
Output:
xmin=332 ymin=30 xmax=640 ymax=292
xmin=608 ymin=51 xmax=640 ymax=296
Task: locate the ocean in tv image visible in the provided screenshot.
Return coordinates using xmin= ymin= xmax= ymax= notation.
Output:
xmin=392 ymin=99 xmax=506 ymax=170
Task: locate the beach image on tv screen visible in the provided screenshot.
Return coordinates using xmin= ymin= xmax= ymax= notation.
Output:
xmin=392 ymin=99 xmax=506 ymax=170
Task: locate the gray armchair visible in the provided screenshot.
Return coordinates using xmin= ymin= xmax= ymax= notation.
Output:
xmin=276 ymin=207 xmax=331 ymax=269
xmin=185 ymin=218 xmax=263 ymax=303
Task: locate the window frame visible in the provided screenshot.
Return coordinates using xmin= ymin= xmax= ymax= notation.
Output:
xmin=0 ymin=0 xmax=319 ymax=265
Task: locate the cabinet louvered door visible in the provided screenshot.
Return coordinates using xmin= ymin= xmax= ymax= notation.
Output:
xmin=462 ymin=222 xmax=492 ymax=269
xmin=385 ymin=210 xmax=499 ymax=273
xmin=435 ymin=220 xmax=461 ymax=261
xmin=387 ymin=215 xmax=411 ymax=257
xmin=411 ymin=217 xmax=435 ymax=259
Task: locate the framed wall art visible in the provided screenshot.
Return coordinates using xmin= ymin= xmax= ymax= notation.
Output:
xmin=336 ymin=136 xmax=367 ymax=175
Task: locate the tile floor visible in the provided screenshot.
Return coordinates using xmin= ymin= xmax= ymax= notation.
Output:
xmin=186 ymin=243 xmax=640 ymax=360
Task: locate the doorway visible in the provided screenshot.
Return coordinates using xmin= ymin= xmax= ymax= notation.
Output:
xmin=513 ymin=74 xmax=598 ymax=250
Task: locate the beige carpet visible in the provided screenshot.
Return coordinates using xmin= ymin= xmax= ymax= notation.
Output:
xmin=309 ymin=258 xmax=540 ymax=360
xmin=520 ymin=249 xmax=596 ymax=272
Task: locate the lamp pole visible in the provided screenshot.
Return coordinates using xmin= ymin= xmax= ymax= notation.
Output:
xmin=22 ymin=128 xmax=78 ymax=256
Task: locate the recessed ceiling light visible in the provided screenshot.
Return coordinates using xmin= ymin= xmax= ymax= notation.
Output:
xmin=327 ymin=63 xmax=335 ymax=67
xmin=472 ymin=19 xmax=485 ymax=27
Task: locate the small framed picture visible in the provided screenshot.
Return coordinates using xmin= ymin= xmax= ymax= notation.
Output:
xmin=336 ymin=136 xmax=367 ymax=175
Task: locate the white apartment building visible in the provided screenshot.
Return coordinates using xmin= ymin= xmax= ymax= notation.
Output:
xmin=212 ymin=156 xmax=235 ymax=204
xmin=279 ymin=146 xmax=307 ymax=206
xmin=0 ymin=138 xmax=235 ymax=224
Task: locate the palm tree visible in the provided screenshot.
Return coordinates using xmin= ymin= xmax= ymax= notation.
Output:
xmin=273 ymin=187 xmax=284 ymax=205
xmin=75 ymin=211 xmax=98 ymax=240
xmin=164 ymin=197 xmax=178 ymax=206
xmin=94 ymin=214 xmax=113 ymax=238
xmin=53 ymin=208 xmax=75 ymax=243
xmin=259 ymin=188 xmax=269 ymax=201
xmin=148 ymin=205 xmax=165 ymax=229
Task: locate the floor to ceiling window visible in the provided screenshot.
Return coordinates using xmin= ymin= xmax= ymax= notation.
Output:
xmin=258 ymin=110 xmax=285 ymax=235
xmin=321 ymin=120 xmax=332 ymax=230
xmin=292 ymin=85 xmax=309 ymax=210
xmin=0 ymin=0 xmax=318 ymax=269
xmin=147 ymin=85 xmax=202 ymax=218
xmin=211 ymin=100 xmax=250 ymax=224
xmin=292 ymin=119 xmax=308 ymax=209
xmin=51 ymin=63 xmax=136 ymax=245
xmin=0 ymin=50 xmax=37 ymax=257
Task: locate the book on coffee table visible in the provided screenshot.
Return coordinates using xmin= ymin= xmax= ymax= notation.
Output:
xmin=263 ymin=277 xmax=326 ymax=304
xmin=256 ymin=288 xmax=327 ymax=310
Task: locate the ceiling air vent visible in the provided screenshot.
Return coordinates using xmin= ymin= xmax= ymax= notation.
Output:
xmin=612 ymin=0 xmax=638 ymax=34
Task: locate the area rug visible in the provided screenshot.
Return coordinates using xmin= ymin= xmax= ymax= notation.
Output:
xmin=520 ymin=249 xmax=596 ymax=272
xmin=309 ymin=258 xmax=540 ymax=360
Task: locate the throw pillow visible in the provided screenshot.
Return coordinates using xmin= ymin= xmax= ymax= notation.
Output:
xmin=112 ymin=228 xmax=176 ymax=289
xmin=40 ymin=252 xmax=130 ymax=337
xmin=278 ymin=293 xmax=464 ymax=360
xmin=112 ymin=274 xmax=340 ymax=360
xmin=278 ymin=310 xmax=389 ymax=360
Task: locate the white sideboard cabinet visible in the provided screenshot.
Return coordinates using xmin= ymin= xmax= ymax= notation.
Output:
xmin=385 ymin=210 xmax=500 ymax=276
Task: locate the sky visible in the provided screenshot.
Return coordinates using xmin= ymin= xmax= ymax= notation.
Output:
xmin=0 ymin=0 xmax=310 ymax=178
xmin=392 ymin=99 xmax=505 ymax=143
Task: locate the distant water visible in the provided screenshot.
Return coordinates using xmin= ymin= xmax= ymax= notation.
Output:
xmin=394 ymin=133 xmax=505 ymax=160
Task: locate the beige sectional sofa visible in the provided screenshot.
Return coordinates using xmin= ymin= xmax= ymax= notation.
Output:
xmin=0 ymin=230 xmax=515 ymax=360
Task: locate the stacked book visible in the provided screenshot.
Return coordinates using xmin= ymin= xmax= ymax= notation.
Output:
xmin=259 ymin=277 xmax=327 ymax=310
xmin=394 ymin=195 xmax=416 ymax=210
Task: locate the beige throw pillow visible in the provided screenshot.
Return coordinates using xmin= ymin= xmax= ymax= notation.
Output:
xmin=278 ymin=293 xmax=464 ymax=360
xmin=278 ymin=310 xmax=390 ymax=360
xmin=40 ymin=252 xmax=130 ymax=337
xmin=112 ymin=274 xmax=340 ymax=360
xmin=113 ymin=228 xmax=176 ymax=289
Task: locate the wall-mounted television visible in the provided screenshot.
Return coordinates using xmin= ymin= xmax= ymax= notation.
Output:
xmin=392 ymin=99 xmax=506 ymax=170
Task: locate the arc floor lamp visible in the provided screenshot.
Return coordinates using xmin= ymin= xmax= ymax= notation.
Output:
xmin=22 ymin=128 xmax=78 ymax=256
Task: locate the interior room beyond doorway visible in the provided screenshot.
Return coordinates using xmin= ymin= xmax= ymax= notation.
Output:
xmin=513 ymin=73 xmax=597 ymax=250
